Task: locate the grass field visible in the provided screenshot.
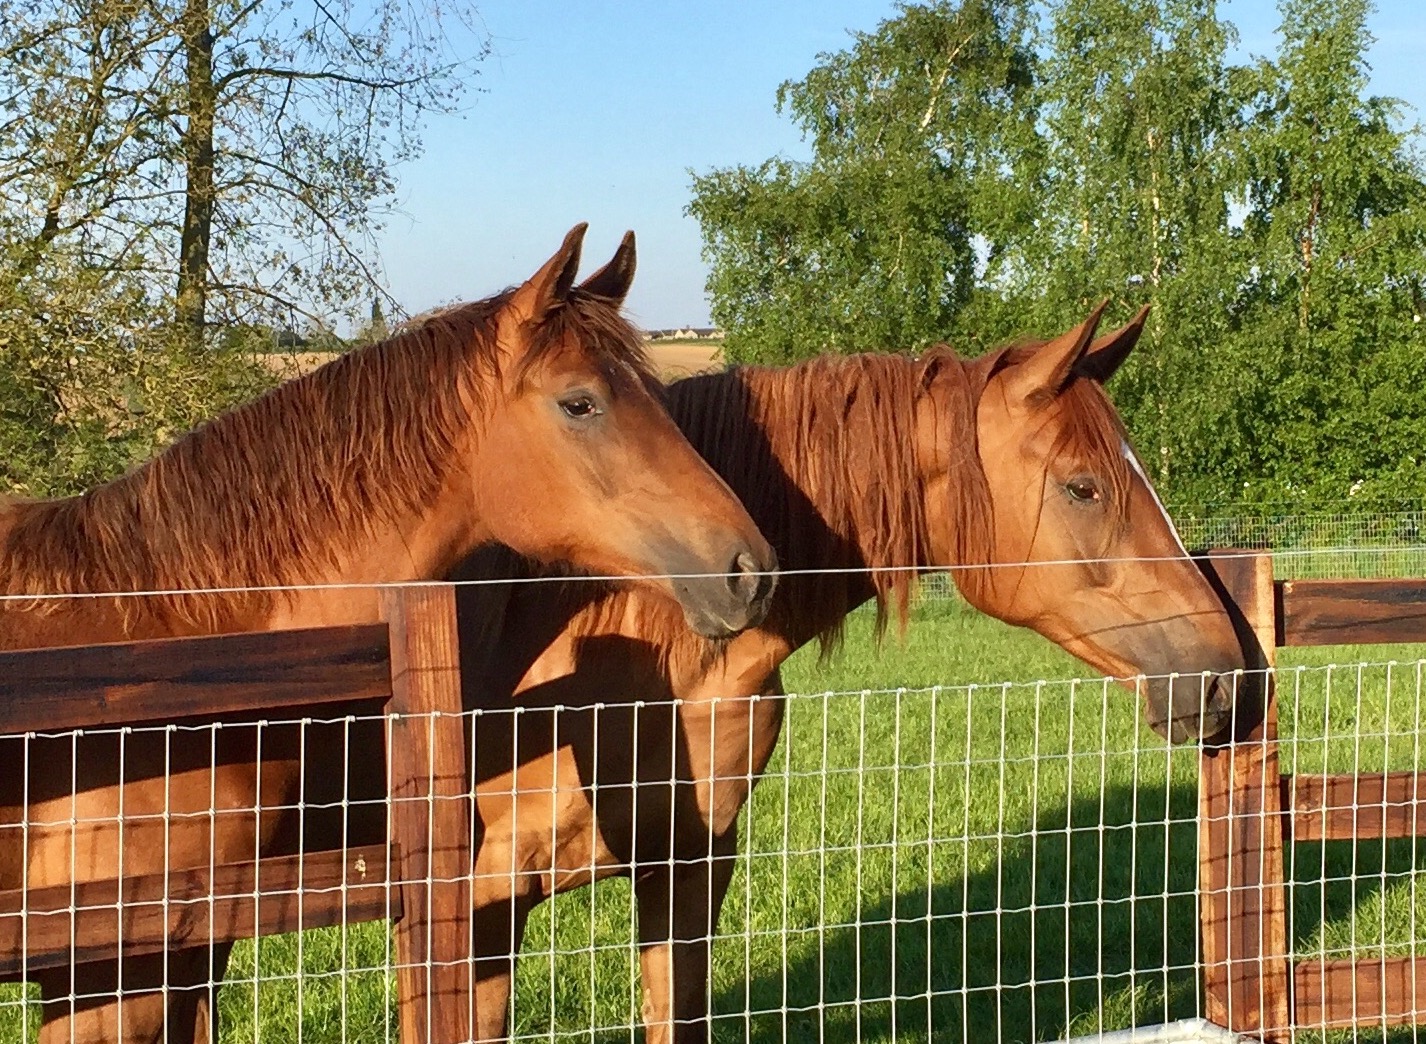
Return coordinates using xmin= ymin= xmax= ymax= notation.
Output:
xmin=5 ymin=591 xmax=1426 ymax=1043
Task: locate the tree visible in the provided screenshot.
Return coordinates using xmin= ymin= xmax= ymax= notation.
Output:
xmin=688 ymin=0 xmax=1040 ymax=363
xmin=969 ymin=0 xmax=1244 ymax=488
xmin=690 ymin=0 xmax=1426 ymax=506
xmin=0 ymin=254 xmax=272 ymax=496
xmin=1221 ymin=0 xmax=1426 ymax=503
xmin=0 ymin=0 xmax=488 ymax=494
xmin=0 ymin=0 xmax=489 ymax=341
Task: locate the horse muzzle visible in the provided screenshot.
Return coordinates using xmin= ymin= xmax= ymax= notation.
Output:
xmin=1141 ymin=669 xmax=1241 ymax=744
xmin=671 ymin=547 xmax=779 ymax=640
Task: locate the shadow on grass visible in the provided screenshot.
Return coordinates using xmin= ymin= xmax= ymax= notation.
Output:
xmin=704 ymin=780 xmax=1426 ymax=1044
xmin=704 ymin=785 xmax=1426 ymax=1044
xmin=11 ymin=786 xmax=1426 ymax=1044
xmin=705 ymin=780 xmax=1202 ymax=1044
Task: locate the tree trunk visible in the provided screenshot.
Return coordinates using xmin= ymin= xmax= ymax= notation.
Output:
xmin=1147 ymin=126 xmax=1171 ymax=485
xmin=175 ymin=0 xmax=216 ymax=350
xmin=1299 ymin=181 xmax=1320 ymax=332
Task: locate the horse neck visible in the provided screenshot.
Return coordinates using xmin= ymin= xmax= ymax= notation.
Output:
xmin=670 ymin=357 xmax=933 ymax=655
xmin=0 ymin=337 xmax=482 ymax=642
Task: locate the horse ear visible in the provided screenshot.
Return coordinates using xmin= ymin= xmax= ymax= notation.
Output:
xmin=508 ymin=223 xmax=588 ymax=322
xmin=578 ymin=230 xmax=637 ymax=305
xmin=1075 ymin=304 xmax=1150 ymax=384
xmin=1006 ymin=301 xmax=1108 ymax=402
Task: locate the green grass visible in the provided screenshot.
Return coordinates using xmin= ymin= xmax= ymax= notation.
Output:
xmin=5 ymin=598 xmax=1426 ymax=1043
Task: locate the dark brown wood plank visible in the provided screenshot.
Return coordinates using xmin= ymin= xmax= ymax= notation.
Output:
xmin=0 ymin=624 xmax=392 ymax=734
xmin=1283 ymin=771 xmax=1426 ymax=841
xmin=1280 ymin=578 xmax=1426 ymax=647
xmin=1197 ymin=550 xmax=1292 ymax=1040
xmin=1294 ymin=956 xmax=1426 ymax=1029
xmin=381 ymin=585 xmax=473 ymax=1044
xmin=0 ymin=843 xmax=397 ymax=978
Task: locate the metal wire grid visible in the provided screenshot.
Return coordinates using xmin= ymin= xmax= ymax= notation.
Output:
xmin=1171 ymin=507 xmax=1426 ymax=580
xmin=0 ymin=714 xmax=408 ymax=1044
xmin=503 ymin=677 xmax=1205 ymax=1044
xmin=0 ymin=659 xmax=1419 ymax=1043
xmin=901 ymin=508 xmax=1426 ymax=609
xmin=1278 ymin=659 xmax=1426 ymax=1044
xmin=1 ymin=501 xmax=1426 ymax=1044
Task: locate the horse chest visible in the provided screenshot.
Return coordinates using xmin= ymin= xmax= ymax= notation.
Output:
xmin=474 ymin=761 xmax=622 ymax=899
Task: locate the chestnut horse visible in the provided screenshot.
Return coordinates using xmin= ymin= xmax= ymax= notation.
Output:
xmin=450 ymin=305 xmax=1246 ymax=1043
xmin=0 ymin=225 xmax=778 ymax=1044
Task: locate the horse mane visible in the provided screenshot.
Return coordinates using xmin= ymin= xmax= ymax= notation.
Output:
xmin=519 ymin=338 xmax=1137 ymax=672
xmin=530 ymin=346 xmax=1001 ymax=667
xmin=0 ymin=288 xmax=654 ymax=635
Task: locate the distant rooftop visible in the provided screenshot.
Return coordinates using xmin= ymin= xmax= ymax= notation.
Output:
xmin=643 ymin=326 xmax=723 ymax=341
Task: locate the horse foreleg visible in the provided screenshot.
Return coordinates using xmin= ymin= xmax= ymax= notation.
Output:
xmin=36 ymin=947 xmax=217 ymax=1044
xmin=187 ymin=940 xmax=234 ymax=1044
xmin=634 ymin=828 xmax=739 ymax=1044
xmin=470 ymin=875 xmax=537 ymax=1043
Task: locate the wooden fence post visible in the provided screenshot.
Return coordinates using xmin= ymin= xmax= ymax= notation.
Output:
xmin=1197 ymin=550 xmax=1291 ymax=1039
xmin=381 ymin=584 xmax=474 ymax=1044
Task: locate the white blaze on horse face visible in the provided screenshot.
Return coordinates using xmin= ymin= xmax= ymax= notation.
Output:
xmin=1121 ymin=439 xmax=1190 ymax=558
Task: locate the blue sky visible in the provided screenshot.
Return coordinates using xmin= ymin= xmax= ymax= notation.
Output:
xmin=375 ymin=1 xmax=1426 ymax=329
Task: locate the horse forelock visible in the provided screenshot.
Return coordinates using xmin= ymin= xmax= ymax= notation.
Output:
xmin=1055 ymin=379 xmax=1136 ymax=541
xmin=979 ymin=343 xmax=1137 ymax=560
xmin=514 ymin=290 xmax=661 ymax=394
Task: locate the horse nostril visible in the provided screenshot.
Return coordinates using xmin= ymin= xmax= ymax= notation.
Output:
xmin=754 ymin=565 xmax=775 ymax=604
xmin=726 ymin=551 xmax=761 ymax=599
xmin=1206 ymin=670 xmax=1242 ymax=710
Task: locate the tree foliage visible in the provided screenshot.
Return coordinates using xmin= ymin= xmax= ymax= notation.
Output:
xmin=689 ymin=0 xmax=1039 ymax=362
xmin=0 ymin=258 xmax=272 ymax=495
xmin=0 ymin=0 xmax=485 ymax=331
xmin=691 ymin=0 xmax=1426 ymax=505
xmin=0 ymin=0 xmax=488 ymax=493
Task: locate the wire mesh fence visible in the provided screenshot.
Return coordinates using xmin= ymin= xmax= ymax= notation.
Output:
xmin=0 ymin=677 xmax=1204 ymax=1043
xmin=3 ymin=541 xmax=1426 ymax=1044
xmin=492 ymin=676 xmax=1206 ymax=1044
xmin=1244 ymin=658 xmax=1426 ymax=1044
xmin=1170 ymin=503 xmax=1426 ymax=580
xmin=0 ymin=659 xmax=1424 ymax=1042
xmin=0 ymin=718 xmax=403 ymax=1043
xmin=908 ymin=505 xmax=1426 ymax=608
xmin=1279 ymin=660 xmax=1426 ymax=1032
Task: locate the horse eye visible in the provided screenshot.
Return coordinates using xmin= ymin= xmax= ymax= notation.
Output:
xmin=559 ymin=394 xmax=599 ymax=420
xmin=1065 ymin=478 xmax=1101 ymax=503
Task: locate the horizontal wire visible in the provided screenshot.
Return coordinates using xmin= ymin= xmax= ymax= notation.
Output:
xmin=0 ymin=542 xmax=1418 ymax=604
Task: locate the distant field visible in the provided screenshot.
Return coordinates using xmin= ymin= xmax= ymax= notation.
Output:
xmin=644 ymin=338 xmax=722 ymax=378
xmin=254 ymin=340 xmax=724 ymax=384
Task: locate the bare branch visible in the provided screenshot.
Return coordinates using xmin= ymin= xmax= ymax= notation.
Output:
xmin=216 ymin=64 xmax=423 ymax=96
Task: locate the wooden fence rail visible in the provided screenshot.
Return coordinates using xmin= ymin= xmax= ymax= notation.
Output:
xmin=1200 ymin=550 xmax=1426 ymax=1041
xmin=0 ymin=584 xmax=473 ymax=1044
